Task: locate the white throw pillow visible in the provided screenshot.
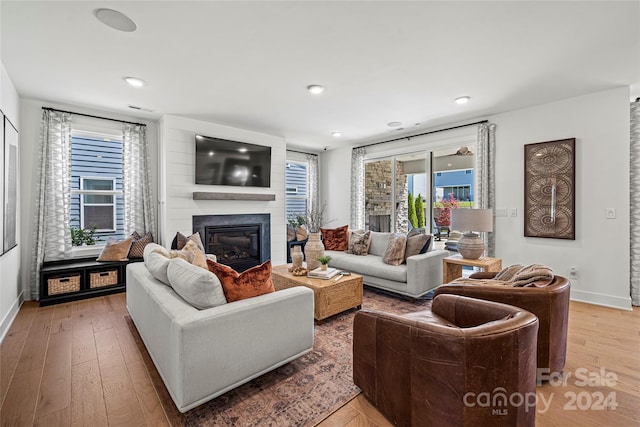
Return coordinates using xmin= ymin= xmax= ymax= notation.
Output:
xmin=143 ymin=243 xmax=171 ymax=285
xmin=167 ymin=257 xmax=227 ymax=309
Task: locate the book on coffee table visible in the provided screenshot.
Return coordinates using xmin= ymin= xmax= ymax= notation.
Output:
xmin=308 ymin=267 xmax=340 ymax=280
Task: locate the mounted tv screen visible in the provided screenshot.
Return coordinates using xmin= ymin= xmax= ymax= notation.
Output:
xmin=195 ymin=134 xmax=271 ymax=187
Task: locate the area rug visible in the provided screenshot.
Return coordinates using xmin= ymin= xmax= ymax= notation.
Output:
xmin=126 ymin=287 xmax=432 ymax=426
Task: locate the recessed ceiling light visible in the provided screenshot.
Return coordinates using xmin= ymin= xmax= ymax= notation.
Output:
xmin=454 ymin=96 xmax=471 ymax=105
xmin=387 ymin=121 xmax=402 ymax=128
xmin=95 ymin=8 xmax=137 ymax=32
xmin=307 ymin=85 xmax=325 ymax=94
xmin=331 ymin=132 xmax=342 ymax=137
xmin=238 ymin=148 xmax=248 ymax=153
xmin=124 ymin=77 xmax=146 ymax=87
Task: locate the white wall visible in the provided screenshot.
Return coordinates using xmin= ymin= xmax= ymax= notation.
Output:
xmin=19 ymin=98 xmax=159 ymax=302
xmin=320 ymin=146 xmax=352 ymax=227
xmin=322 ymin=86 xmax=632 ymax=310
xmin=159 ymin=115 xmax=287 ymax=264
xmin=489 ymin=87 xmax=631 ymax=310
xmin=0 ymin=62 xmax=21 ymax=341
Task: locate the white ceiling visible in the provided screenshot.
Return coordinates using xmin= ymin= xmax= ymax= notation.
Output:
xmin=2 ymin=1 xmax=639 ymax=152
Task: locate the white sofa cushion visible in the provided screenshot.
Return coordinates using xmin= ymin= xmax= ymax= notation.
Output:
xmin=143 ymin=243 xmax=171 ymax=285
xmin=368 ymin=231 xmax=392 ymax=256
xmin=167 ymin=258 xmax=227 ymax=309
xmin=327 ymin=251 xmax=408 ymax=282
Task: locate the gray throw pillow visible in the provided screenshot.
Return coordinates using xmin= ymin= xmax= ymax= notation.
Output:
xmin=167 ymin=258 xmax=227 ymax=309
xmin=143 ymin=243 xmax=171 ymax=285
xmin=405 ymin=233 xmax=431 ymax=260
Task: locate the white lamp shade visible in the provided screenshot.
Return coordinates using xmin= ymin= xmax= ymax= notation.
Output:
xmin=450 ymin=209 xmax=493 ymax=233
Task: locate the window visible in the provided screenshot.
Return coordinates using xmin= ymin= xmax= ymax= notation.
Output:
xmin=285 ymin=162 xmax=308 ymax=218
xmin=70 ymin=134 xmax=125 ymax=242
xmin=79 ymin=177 xmax=118 ymax=231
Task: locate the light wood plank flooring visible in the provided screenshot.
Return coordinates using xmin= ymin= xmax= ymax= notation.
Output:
xmin=1 ymin=293 xmax=638 ymax=426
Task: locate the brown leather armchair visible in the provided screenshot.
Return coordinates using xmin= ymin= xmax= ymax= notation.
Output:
xmin=353 ymin=294 xmax=539 ymax=427
xmin=434 ymin=273 xmax=570 ymax=374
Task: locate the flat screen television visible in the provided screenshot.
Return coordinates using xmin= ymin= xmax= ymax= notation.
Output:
xmin=195 ymin=134 xmax=271 ymax=187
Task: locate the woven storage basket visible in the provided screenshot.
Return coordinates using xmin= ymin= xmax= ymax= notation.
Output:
xmin=48 ymin=275 xmax=81 ymax=295
xmin=90 ymin=270 xmax=118 ymax=288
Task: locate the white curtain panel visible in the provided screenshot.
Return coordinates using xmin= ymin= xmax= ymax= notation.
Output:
xmin=476 ymin=123 xmax=497 ymax=257
xmin=31 ymin=110 xmax=73 ymax=300
xmin=631 ymin=101 xmax=640 ymax=306
xmin=306 ymin=153 xmax=319 ymax=214
xmin=123 ymin=123 xmax=156 ymax=237
xmin=350 ymin=147 xmax=366 ymax=230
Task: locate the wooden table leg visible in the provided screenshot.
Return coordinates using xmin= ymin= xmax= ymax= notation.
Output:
xmin=443 ymin=261 xmax=463 ymax=283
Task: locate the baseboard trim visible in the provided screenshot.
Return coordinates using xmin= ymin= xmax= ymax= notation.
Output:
xmin=570 ymin=289 xmax=632 ymax=311
xmin=0 ymin=291 xmax=24 ymax=344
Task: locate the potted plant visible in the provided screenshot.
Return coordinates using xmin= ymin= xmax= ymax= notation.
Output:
xmin=70 ymin=223 xmax=98 ymax=246
xmin=318 ymin=255 xmax=332 ymax=271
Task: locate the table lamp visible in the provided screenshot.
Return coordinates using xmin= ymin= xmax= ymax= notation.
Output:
xmin=450 ymin=209 xmax=493 ymax=260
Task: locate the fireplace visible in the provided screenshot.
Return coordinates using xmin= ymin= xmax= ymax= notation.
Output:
xmin=193 ymin=214 xmax=270 ymax=272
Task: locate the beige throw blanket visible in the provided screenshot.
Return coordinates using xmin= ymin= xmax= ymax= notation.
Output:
xmin=451 ymin=264 xmax=554 ymax=288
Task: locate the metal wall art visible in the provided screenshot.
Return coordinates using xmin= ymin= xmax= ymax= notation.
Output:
xmin=524 ymin=138 xmax=575 ymax=240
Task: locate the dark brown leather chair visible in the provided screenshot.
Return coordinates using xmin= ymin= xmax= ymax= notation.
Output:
xmin=435 ymin=274 xmax=570 ymax=374
xmin=353 ymin=294 xmax=539 ymax=427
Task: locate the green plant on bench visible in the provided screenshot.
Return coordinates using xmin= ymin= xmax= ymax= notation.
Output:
xmin=70 ymin=222 xmax=98 ymax=246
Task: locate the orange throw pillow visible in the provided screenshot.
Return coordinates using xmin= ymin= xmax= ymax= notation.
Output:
xmin=206 ymin=260 xmax=275 ymax=302
xmin=320 ymin=225 xmax=349 ymax=251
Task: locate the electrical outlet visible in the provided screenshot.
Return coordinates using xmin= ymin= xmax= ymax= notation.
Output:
xmin=509 ymin=208 xmax=518 ymax=217
xmin=606 ymin=208 xmax=616 ymax=219
xmin=569 ymin=267 xmax=578 ymax=279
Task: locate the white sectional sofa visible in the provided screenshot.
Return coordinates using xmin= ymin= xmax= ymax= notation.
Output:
xmin=325 ymin=231 xmax=448 ymax=298
xmin=126 ymin=262 xmax=315 ymax=413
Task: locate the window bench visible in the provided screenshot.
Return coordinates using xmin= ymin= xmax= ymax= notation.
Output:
xmin=39 ymin=257 xmax=143 ymax=306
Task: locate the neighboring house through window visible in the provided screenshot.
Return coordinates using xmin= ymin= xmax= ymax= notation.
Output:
xmin=70 ymin=132 xmax=125 ymax=243
xmin=285 ymin=161 xmax=308 ymax=218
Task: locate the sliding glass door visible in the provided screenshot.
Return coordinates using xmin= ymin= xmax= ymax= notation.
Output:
xmin=364 ymin=152 xmax=428 ymax=234
xmin=432 ymin=146 xmax=476 ymax=238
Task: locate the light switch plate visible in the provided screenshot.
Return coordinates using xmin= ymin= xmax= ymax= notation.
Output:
xmin=606 ymin=208 xmax=616 ymax=219
xmin=495 ymin=208 xmax=508 ymax=217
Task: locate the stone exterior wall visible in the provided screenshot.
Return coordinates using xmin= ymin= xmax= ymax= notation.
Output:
xmin=395 ymin=162 xmax=408 ymax=233
xmin=364 ymin=160 xmax=408 ymax=233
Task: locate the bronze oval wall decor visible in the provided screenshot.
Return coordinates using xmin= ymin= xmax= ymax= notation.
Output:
xmin=524 ymin=138 xmax=575 ymax=239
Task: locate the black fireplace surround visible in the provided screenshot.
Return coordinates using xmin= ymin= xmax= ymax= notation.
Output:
xmin=193 ymin=214 xmax=270 ymax=272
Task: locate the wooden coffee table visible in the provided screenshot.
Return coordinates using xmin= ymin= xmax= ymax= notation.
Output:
xmin=272 ymin=264 xmax=363 ymax=323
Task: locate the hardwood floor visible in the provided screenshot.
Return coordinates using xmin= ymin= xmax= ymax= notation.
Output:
xmin=1 ymin=293 xmax=638 ymax=426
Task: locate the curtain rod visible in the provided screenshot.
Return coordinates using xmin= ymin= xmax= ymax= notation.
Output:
xmin=42 ymin=107 xmax=147 ymax=127
xmin=287 ymin=149 xmax=318 ymax=157
xmin=358 ymin=120 xmax=489 ymax=149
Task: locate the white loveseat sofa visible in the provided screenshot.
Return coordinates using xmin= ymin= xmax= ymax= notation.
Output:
xmin=126 ymin=262 xmax=314 ymax=413
xmin=325 ymin=231 xmax=448 ymax=298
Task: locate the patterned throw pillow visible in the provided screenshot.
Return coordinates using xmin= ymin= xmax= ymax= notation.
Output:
xmin=128 ymin=231 xmax=153 ymax=258
xmin=405 ymin=230 xmax=432 ymax=260
xmin=320 ymin=225 xmax=349 ymax=251
xmin=382 ymin=233 xmax=407 ymax=266
xmin=347 ymin=230 xmax=371 ymax=256
xmin=171 ymin=232 xmax=205 ymax=252
xmin=96 ymin=237 xmax=134 ymax=262
xmin=207 ymin=260 xmax=275 ymax=303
